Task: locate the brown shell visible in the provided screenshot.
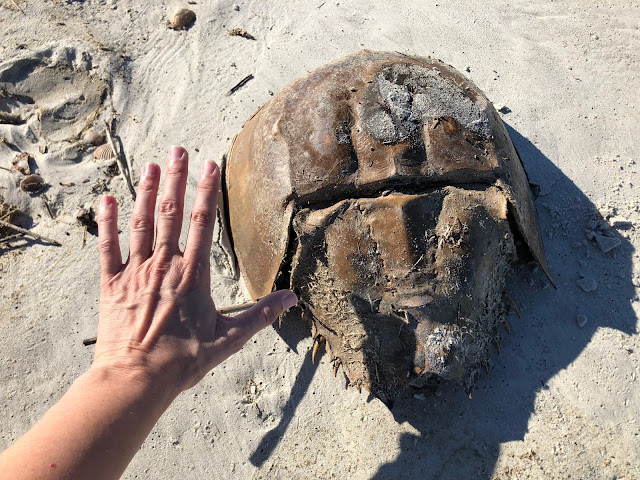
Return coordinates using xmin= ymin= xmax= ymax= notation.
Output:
xmin=92 ymin=143 xmax=115 ymax=160
xmin=225 ymin=50 xmax=552 ymax=403
xmin=20 ymin=174 xmax=46 ymax=192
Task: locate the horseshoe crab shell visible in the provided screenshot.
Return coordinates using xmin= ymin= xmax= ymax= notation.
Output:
xmin=224 ymin=50 xmax=552 ymax=403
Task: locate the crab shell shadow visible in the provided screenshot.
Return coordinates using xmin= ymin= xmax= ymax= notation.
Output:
xmin=248 ymin=124 xmax=637 ymax=478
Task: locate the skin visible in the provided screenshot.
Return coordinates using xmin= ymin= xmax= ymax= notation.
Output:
xmin=0 ymin=145 xmax=297 ymax=480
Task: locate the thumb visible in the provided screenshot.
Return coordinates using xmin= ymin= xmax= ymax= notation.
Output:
xmin=224 ymin=290 xmax=298 ymax=343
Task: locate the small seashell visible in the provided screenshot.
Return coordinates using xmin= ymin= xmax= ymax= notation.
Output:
xmin=20 ymin=174 xmax=46 ymax=193
xmin=12 ymin=152 xmax=31 ymax=175
xmin=83 ymin=129 xmax=105 ymax=146
xmin=93 ymin=143 xmax=116 ymax=160
xmin=169 ymin=8 xmax=196 ymax=30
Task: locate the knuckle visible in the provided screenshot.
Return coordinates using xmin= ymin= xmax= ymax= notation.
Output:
xmin=137 ymin=179 xmax=156 ymax=194
xmin=166 ymin=163 xmax=187 ymax=177
xmin=159 ymin=200 xmax=178 ymax=216
xmin=98 ymin=238 xmax=116 ymax=252
xmin=130 ymin=214 xmax=152 ymax=232
xmin=190 ymin=209 xmax=212 ymax=228
xmin=197 ymin=178 xmax=217 ymax=192
xmin=261 ymin=305 xmax=275 ymax=328
xmin=150 ymin=259 xmax=171 ymax=280
xmin=98 ymin=213 xmax=115 ymax=226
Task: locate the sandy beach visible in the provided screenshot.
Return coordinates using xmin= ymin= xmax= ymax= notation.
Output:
xmin=1 ymin=1 xmax=639 ymax=478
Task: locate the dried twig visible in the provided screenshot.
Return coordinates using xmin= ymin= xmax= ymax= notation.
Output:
xmin=104 ymin=120 xmax=136 ymax=200
xmin=0 ymin=166 xmax=12 ymax=172
xmin=0 ymin=219 xmax=60 ymax=246
xmin=42 ymin=196 xmax=54 ymax=219
xmin=226 ymin=74 xmax=254 ymax=96
xmin=0 ymin=234 xmax=23 ymax=244
xmin=10 ymin=0 xmax=26 ymax=15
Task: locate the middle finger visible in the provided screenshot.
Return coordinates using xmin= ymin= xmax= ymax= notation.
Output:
xmin=155 ymin=145 xmax=189 ymax=255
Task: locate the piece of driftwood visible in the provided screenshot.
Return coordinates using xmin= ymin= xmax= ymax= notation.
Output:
xmin=104 ymin=120 xmax=136 ymax=200
xmin=0 ymin=219 xmax=60 ymax=245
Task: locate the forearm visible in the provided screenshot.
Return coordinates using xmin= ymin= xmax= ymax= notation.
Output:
xmin=0 ymin=366 xmax=176 ymax=480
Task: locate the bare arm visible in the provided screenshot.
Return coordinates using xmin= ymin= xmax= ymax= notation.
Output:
xmin=0 ymin=146 xmax=297 ymax=480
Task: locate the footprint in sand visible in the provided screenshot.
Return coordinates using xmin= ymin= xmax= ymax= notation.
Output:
xmin=0 ymin=46 xmax=108 ymax=158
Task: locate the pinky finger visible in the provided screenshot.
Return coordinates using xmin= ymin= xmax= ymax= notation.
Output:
xmin=98 ymin=195 xmax=122 ymax=280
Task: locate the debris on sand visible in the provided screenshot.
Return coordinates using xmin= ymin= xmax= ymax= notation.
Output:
xmin=12 ymin=152 xmax=31 ymax=175
xmin=576 ymin=314 xmax=588 ymax=328
xmin=20 ymin=174 xmax=46 ymax=193
xmin=227 ymin=28 xmax=256 ymax=40
xmin=593 ymin=233 xmax=621 ymax=254
xmin=577 ymin=277 xmax=598 ymax=293
xmin=83 ymin=129 xmax=105 ymax=146
xmin=168 ymin=8 xmax=196 ymax=30
xmin=93 ymin=143 xmax=116 ymax=160
xmin=226 ymin=74 xmax=254 ymax=96
xmin=76 ymin=207 xmax=98 ymax=230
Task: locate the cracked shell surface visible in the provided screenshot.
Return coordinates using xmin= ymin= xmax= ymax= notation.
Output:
xmin=225 ymin=50 xmax=552 ymax=403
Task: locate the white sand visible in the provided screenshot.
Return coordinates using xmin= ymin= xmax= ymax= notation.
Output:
xmin=1 ymin=1 xmax=639 ymax=478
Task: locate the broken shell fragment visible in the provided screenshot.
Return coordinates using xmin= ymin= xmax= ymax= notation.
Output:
xmin=93 ymin=143 xmax=116 ymax=160
xmin=20 ymin=174 xmax=46 ymax=193
xmin=12 ymin=152 xmax=31 ymax=175
xmin=168 ymin=8 xmax=196 ymax=30
xmin=83 ymin=129 xmax=105 ymax=146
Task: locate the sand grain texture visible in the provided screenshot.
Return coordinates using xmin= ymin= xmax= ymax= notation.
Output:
xmin=0 ymin=1 xmax=639 ymax=479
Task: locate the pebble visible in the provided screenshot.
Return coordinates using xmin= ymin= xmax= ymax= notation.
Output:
xmin=571 ymin=241 xmax=583 ymax=248
xmin=496 ymin=104 xmax=511 ymax=114
xmin=413 ymin=393 xmax=426 ymax=400
xmin=168 ymin=8 xmax=196 ymax=30
xmin=577 ymin=277 xmax=598 ymax=292
xmin=594 ymin=233 xmax=621 ymax=253
xmin=576 ymin=314 xmax=588 ymax=328
xmin=233 ymin=4 xmax=240 ymax=10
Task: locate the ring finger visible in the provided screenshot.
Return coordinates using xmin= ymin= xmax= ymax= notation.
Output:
xmin=128 ymin=162 xmax=160 ymax=264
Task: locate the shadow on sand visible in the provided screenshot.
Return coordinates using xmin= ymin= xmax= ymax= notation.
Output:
xmin=250 ymin=124 xmax=637 ymax=478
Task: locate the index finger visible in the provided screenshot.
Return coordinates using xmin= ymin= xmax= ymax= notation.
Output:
xmin=97 ymin=195 xmax=122 ymax=280
xmin=183 ymin=160 xmax=220 ymax=264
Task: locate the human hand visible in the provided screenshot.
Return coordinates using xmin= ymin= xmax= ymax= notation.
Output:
xmin=93 ymin=145 xmax=297 ymax=397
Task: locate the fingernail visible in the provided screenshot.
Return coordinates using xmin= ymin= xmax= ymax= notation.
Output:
xmin=170 ymin=145 xmax=185 ymax=162
xmin=142 ymin=162 xmax=158 ymax=178
xmin=281 ymin=291 xmax=298 ymax=311
xmin=99 ymin=196 xmax=115 ymax=214
xmin=201 ymin=160 xmax=217 ymax=176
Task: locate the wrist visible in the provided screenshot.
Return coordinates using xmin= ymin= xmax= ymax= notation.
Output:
xmin=83 ymin=360 xmax=179 ymax=413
